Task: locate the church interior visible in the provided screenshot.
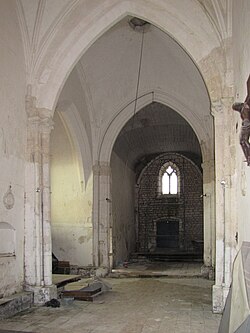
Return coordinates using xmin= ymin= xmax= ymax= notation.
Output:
xmin=0 ymin=1 xmax=250 ymax=332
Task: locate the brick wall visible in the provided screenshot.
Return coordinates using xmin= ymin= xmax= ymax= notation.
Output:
xmin=137 ymin=153 xmax=203 ymax=252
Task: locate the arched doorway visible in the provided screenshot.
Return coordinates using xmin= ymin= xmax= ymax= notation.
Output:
xmin=46 ymin=16 xmax=214 ymax=276
xmin=23 ymin=2 xmax=231 ymax=307
xmin=110 ymin=103 xmax=204 ymax=267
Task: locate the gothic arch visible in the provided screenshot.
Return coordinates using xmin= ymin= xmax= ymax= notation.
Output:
xmin=96 ymin=98 xmax=214 ymax=270
xmin=98 ymin=92 xmax=213 ymax=165
xmin=22 ymin=0 xmax=224 ymax=111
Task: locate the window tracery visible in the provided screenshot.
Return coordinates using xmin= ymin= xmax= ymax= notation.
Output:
xmin=158 ymin=161 xmax=180 ymax=196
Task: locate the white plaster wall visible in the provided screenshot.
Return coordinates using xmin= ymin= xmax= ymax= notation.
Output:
xmin=0 ymin=1 xmax=26 ymax=297
xmin=51 ymin=111 xmax=93 ymax=266
xmin=111 ymin=152 xmax=136 ymax=266
xmin=232 ymin=0 xmax=250 ymax=248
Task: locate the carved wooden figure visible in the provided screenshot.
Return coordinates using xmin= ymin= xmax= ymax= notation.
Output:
xmin=232 ymin=75 xmax=250 ymax=165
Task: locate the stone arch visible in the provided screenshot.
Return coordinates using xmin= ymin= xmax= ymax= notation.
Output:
xmin=30 ymin=0 xmax=223 ymax=111
xmin=97 ymin=97 xmax=214 ymax=270
xmin=18 ymin=0 xmax=231 ymax=310
xmin=98 ymin=92 xmax=213 ymax=165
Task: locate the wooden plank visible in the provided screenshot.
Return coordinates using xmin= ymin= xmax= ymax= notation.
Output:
xmin=62 ymin=287 xmax=101 ymax=297
xmin=62 ymin=282 xmax=103 ymax=301
xmin=52 ymin=274 xmax=81 ymax=287
xmin=74 ymin=290 xmax=103 ymax=302
xmin=62 ymin=290 xmax=103 ymax=302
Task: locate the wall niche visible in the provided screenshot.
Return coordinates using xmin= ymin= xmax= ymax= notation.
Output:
xmin=0 ymin=222 xmax=16 ymax=256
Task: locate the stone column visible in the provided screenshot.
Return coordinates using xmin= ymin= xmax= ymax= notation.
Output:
xmin=24 ymin=96 xmax=56 ymax=303
xmin=92 ymin=162 xmax=112 ymax=275
xmin=202 ymin=159 xmax=215 ymax=271
xmin=92 ymin=164 xmax=100 ymax=267
xmin=212 ymin=97 xmax=237 ymax=313
xmin=40 ymin=116 xmax=54 ymax=286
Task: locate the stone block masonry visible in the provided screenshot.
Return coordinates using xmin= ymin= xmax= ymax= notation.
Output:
xmin=137 ymin=153 xmax=203 ymax=252
xmin=0 ymin=292 xmax=33 ymax=320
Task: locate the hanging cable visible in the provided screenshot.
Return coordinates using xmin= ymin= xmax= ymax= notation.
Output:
xmin=124 ymin=25 xmax=146 ymax=169
xmin=132 ymin=27 xmax=145 ymax=119
xmin=110 ymin=21 xmax=149 ymax=267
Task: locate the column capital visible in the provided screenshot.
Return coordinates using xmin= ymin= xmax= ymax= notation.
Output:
xmin=39 ymin=115 xmax=54 ymax=134
xmin=26 ymin=95 xmax=54 ymax=132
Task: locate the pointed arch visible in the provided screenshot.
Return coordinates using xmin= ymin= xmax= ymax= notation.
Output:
xmin=98 ymin=93 xmax=213 ymax=165
xmin=159 ymin=161 xmax=180 ymax=195
xmin=26 ymin=0 xmax=222 ymax=111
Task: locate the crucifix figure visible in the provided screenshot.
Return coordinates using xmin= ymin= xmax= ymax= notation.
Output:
xmin=232 ymin=75 xmax=250 ymax=165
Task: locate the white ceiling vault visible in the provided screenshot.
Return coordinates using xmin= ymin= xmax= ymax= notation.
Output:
xmin=17 ymin=0 xmax=232 ymax=68
xmin=57 ymin=16 xmax=213 ymax=166
xmin=16 ymin=0 xmax=232 ymax=109
xmin=15 ymin=0 xmax=233 ymax=167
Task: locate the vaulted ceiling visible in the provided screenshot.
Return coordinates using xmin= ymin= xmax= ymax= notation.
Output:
xmin=59 ymin=16 xmax=212 ymax=165
xmin=112 ymin=102 xmax=202 ymax=172
xmin=16 ymin=0 xmax=232 ymax=110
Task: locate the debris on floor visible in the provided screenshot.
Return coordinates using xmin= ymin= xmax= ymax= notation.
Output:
xmin=60 ymin=277 xmax=112 ymax=302
xmin=52 ymin=274 xmax=81 ymax=288
xmin=62 ymin=282 xmax=102 ymax=301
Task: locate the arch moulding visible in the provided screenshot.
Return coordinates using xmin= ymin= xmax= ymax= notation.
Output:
xmin=22 ymin=0 xmax=233 ymax=313
xmin=94 ymin=90 xmax=215 ymax=277
xmin=98 ymin=90 xmax=213 ymax=165
xmin=30 ymin=0 xmax=221 ymax=112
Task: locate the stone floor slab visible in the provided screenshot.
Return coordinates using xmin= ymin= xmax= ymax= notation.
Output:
xmin=0 ymin=278 xmax=221 ymax=333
